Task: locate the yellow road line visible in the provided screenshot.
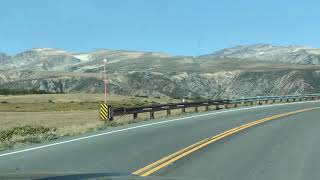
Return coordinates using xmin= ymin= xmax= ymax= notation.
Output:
xmin=133 ymin=107 xmax=320 ymax=176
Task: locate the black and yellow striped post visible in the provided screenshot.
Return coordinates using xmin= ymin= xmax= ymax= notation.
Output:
xmin=100 ymin=103 xmax=112 ymax=121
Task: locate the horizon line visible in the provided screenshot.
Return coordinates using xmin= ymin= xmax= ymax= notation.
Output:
xmin=0 ymin=43 xmax=318 ymax=57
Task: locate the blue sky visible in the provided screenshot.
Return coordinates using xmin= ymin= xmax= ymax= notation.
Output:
xmin=1 ymin=0 xmax=319 ymax=55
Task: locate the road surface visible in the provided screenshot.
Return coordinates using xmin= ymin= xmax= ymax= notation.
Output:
xmin=0 ymin=101 xmax=319 ymax=179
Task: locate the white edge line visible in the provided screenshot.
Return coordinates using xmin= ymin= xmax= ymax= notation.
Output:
xmin=0 ymin=100 xmax=318 ymax=158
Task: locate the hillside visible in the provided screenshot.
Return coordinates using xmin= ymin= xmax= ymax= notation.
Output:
xmin=0 ymin=48 xmax=171 ymax=72
xmin=1 ymin=45 xmax=320 ymax=99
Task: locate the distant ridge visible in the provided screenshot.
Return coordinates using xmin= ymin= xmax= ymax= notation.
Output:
xmin=199 ymin=44 xmax=320 ymax=65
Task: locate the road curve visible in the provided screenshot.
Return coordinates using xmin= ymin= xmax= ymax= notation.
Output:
xmin=0 ymin=101 xmax=319 ymax=179
xmin=156 ymin=106 xmax=320 ymax=180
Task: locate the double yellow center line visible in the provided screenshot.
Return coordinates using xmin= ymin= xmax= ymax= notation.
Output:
xmin=132 ymin=107 xmax=320 ymax=176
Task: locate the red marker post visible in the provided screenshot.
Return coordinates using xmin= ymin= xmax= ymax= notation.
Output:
xmin=103 ymin=59 xmax=107 ymax=103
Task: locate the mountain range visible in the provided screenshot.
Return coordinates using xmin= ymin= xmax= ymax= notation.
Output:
xmin=1 ymin=44 xmax=320 ymax=99
xmin=1 ymin=44 xmax=320 ymax=72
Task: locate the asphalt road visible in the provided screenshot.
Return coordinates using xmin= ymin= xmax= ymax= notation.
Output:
xmin=0 ymin=101 xmax=319 ymax=179
xmin=156 ymin=105 xmax=320 ymax=180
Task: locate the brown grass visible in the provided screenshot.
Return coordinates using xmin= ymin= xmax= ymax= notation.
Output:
xmin=0 ymin=93 xmax=283 ymax=151
xmin=0 ymin=111 xmax=101 ymax=130
xmin=0 ymin=93 xmax=175 ymax=104
xmin=0 ymin=94 xmax=179 ymax=112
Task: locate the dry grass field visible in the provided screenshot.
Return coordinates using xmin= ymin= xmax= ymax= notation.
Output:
xmin=0 ymin=94 xmax=183 ymax=150
xmin=0 ymin=93 xmax=259 ymax=151
xmin=0 ymin=93 xmax=180 ymax=128
xmin=0 ymin=93 xmax=177 ymax=112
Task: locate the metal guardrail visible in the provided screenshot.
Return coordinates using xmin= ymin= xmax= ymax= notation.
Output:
xmin=110 ymin=94 xmax=320 ymax=120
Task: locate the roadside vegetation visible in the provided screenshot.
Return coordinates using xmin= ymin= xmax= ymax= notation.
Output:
xmin=0 ymin=93 xmax=180 ymax=151
xmin=0 ymin=120 xmax=146 ymax=151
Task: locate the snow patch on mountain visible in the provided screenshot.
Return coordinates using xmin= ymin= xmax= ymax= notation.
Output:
xmin=73 ymin=54 xmax=92 ymax=61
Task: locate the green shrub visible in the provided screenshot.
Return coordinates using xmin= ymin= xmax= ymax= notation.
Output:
xmin=0 ymin=88 xmax=59 ymax=95
xmin=0 ymin=125 xmax=56 ymax=141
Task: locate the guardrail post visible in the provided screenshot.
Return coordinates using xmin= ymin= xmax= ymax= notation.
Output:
xmin=286 ymin=99 xmax=289 ymax=102
xmin=234 ymin=103 xmax=237 ymax=107
xmin=299 ymin=98 xmax=302 ymax=101
xmin=280 ymin=99 xmax=283 ymax=102
xmin=258 ymin=100 xmax=262 ymax=105
xmin=215 ymin=105 xmax=219 ymax=110
xmin=195 ymin=106 xmax=198 ymax=112
xmin=205 ymin=105 xmax=209 ymax=111
xmin=150 ymin=111 xmax=154 ymax=119
xmin=133 ymin=113 xmax=138 ymax=119
xmin=167 ymin=109 xmax=171 ymax=116
xmin=293 ymin=98 xmax=296 ymax=102
xmin=265 ymin=100 xmax=268 ymax=104
xmin=250 ymin=101 xmax=254 ymax=106
xmin=272 ymin=99 xmax=276 ymax=104
xmin=224 ymin=104 xmax=228 ymax=109
xmin=182 ymin=107 xmax=186 ymax=113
